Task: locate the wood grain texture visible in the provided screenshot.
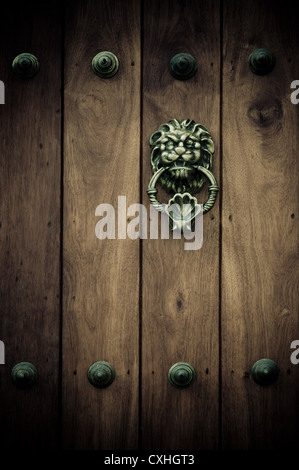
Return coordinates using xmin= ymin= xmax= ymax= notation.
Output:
xmin=62 ymin=0 xmax=141 ymax=450
xmin=221 ymin=0 xmax=299 ymax=449
xmin=1 ymin=0 xmax=297 ymax=451
xmin=142 ymin=0 xmax=221 ymax=450
xmin=0 ymin=0 xmax=61 ymax=449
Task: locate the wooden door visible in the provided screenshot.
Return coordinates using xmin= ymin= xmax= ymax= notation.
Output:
xmin=0 ymin=0 xmax=298 ymax=452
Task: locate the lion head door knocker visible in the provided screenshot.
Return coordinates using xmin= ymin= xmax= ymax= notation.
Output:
xmin=147 ymin=119 xmax=219 ymax=231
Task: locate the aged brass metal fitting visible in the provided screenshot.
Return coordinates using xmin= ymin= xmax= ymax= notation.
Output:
xmin=169 ymin=53 xmax=197 ymax=80
xmin=248 ymin=48 xmax=276 ymax=75
xmin=87 ymin=361 xmax=116 ymax=388
xmin=147 ymin=119 xmax=219 ymax=231
xmin=11 ymin=362 xmax=38 ymax=388
xmin=168 ymin=362 xmax=196 ymax=388
xmin=92 ymin=51 xmax=119 ymax=78
xmin=251 ymin=358 xmax=280 ymax=386
xmin=12 ymin=53 xmax=40 ymax=78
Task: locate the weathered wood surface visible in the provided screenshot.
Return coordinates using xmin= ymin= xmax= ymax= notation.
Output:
xmin=0 ymin=0 xmax=61 ymax=449
xmin=62 ymin=0 xmax=141 ymax=450
xmin=141 ymin=0 xmax=221 ymax=450
xmin=221 ymin=0 xmax=299 ymax=449
xmin=0 ymin=0 xmax=298 ymax=451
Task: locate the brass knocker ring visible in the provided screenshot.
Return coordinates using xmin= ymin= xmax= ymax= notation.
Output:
xmin=147 ymin=165 xmax=219 ymax=215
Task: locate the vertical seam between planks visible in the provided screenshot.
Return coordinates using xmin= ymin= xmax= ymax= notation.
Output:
xmin=58 ymin=0 xmax=66 ymax=451
xmin=219 ymin=0 xmax=224 ymax=452
xmin=138 ymin=0 xmax=144 ymax=452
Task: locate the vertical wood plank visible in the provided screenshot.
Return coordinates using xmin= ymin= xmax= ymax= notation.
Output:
xmin=0 ymin=0 xmax=62 ymax=449
xmin=142 ymin=0 xmax=221 ymax=450
xmin=62 ymin=0 xmax=141 ymax=450
xmin=222 ymin=0 xmax=299 ymax=449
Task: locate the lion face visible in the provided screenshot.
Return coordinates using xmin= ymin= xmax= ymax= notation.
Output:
xmin=150 ymin=119 xmax=214 ymax=194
